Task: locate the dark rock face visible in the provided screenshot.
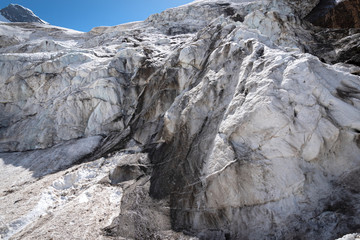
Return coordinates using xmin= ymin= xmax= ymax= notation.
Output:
xmin=0 ymin=4 xmax=46 ymax=24
xmin=309 ymin=28 xmax=360 ymax=67
xmin=305 ymin=0 xmax=360 ymax=67
xmin=306 ymin=0 xmax=360 ymax=28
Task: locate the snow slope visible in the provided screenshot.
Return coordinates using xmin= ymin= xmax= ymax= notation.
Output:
xmin=0 ymin=13 xmax=10 ymax=23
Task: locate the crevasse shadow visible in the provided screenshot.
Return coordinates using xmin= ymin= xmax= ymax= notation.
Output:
xmin=0 ymin=135 xmax=103 ymax=179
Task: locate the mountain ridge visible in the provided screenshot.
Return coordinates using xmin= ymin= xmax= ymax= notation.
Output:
xmin=0 ymin=4 xmax=47 ymax=24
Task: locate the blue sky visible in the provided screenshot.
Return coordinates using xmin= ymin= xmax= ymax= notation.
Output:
xmin=0 ymin=0 xmax=193 ymax=32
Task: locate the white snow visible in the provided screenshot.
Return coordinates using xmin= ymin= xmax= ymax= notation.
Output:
xmin=0 ymin=13 xmax=10 ymax=22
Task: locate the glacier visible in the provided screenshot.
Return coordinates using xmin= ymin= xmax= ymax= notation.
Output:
xmin=0 ymin=0 xmax=360 ymax=239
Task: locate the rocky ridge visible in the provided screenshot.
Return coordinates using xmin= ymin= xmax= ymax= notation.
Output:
xmin=0 ymin=0 xmax=360 ymax=239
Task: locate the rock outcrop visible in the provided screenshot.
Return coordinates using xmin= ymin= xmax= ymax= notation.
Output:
xmin=306 ymin=0 xmax=360 ymax=29
xmin=0 ymin=0 xmax=360 ymax=239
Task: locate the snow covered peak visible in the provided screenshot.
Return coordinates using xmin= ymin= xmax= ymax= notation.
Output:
xmin=0 ymin=4 xmax=47 ymax=24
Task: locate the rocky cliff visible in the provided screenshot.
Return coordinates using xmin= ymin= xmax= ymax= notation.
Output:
xmin=0 ymin=0 xmax=360 ymax=239
xmin=306 ymin=0 xmax=360 ymax=29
